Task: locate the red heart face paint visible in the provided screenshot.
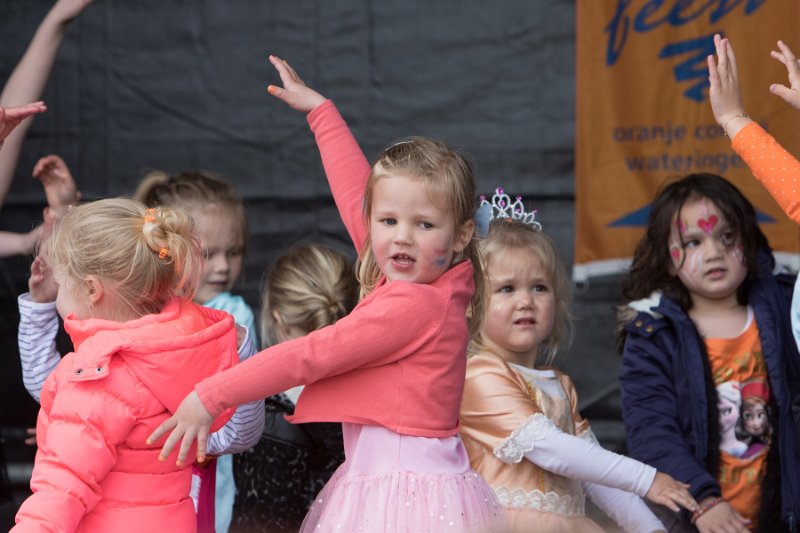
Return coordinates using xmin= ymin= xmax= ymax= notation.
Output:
xmin=668 ymin=197 xmax=747 ymax=308
xmin=697 ymin=215 xmax=718 ymax=234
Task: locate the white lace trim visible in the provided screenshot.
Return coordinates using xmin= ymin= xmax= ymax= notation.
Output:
xmin=495 ymin=486 xmax=586 ymax=517
xmin=493 ymin=413 xmax=556 ymax=464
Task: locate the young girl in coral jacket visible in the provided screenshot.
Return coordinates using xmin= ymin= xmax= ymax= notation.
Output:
xmin=149 ymin=57 xmax=505 ymax=531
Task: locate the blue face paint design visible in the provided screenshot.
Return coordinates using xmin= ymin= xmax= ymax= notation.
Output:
xmin=434 ymin=257 xmax=447 ymax=266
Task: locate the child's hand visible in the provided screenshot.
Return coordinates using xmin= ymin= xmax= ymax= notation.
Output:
xmin=267 ymin=55 xmax=327 ymax=113
xmin=694 ymin=498 xmax=750 ymax=533
xmin=49 ymin=0 xmax=96 ymax=24
xmin=644 ymin=472 xmax=698 ymax=513
xmin=33 ymin=155 xmax=81 ymax=213
xmin=0 ymin=102 xmax=47 ymax=145
xmin=708 ymin=34 xmax=750 ymax=137
xmin=147 ymin=390 xmax=214 ymax=466
xmin=29 ymin=255 xmax=57 ymax=303
xmin=769 ymin=40 xmax=800 ymax=112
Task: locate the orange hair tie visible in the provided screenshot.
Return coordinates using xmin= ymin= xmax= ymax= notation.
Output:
xmin=159 ymin=247 xmax=169 ymax=259
xmin=144 ymin=208 xmax=156 ymax=224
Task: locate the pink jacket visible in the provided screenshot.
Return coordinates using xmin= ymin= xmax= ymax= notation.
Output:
xmin=14 ymin=299 xmax=238 ymax=533
xmin=197 ymin=101 xmax=474 ymax=437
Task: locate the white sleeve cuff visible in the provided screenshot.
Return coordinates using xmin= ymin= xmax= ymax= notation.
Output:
xmin=494 ymin=413 xmax=557 ymax=464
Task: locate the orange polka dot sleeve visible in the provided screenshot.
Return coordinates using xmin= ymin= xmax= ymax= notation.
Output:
xmin=732 ymin=121 xmax=800 ymax=224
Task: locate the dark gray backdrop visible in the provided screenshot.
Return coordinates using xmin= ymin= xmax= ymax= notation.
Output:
xmin=0 ymin=0 xmax=624 ymax=451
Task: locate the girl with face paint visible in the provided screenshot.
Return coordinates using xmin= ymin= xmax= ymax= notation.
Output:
xmin=618 ymin=173 xmax=800 ymax=533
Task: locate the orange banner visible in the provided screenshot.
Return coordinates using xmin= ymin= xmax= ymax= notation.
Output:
xmin=575 ymin=0 xmax=800 ymax=281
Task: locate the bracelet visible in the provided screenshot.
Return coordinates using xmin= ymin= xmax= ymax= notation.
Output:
xmin=720 ymin=113 xmax=749 ymax=137
xmin=690 ymin=496 xmax=724 ymax=524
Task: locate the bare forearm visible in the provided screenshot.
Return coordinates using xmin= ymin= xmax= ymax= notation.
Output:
xmin=0 ymin=6 xmax=74 ymax=204
xmin=0 ymin=230 xmax=38 ymax=258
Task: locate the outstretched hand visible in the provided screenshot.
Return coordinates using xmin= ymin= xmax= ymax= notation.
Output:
xmin=33 ymin=155 xmax=81 ymax=214
xmin=146 ymin=390 xmax=214 ymax=466
xmin=0 ymin=102 xmax=47 ymax=145
xmin=644 ymin=472 xmax=698 ymax=513
xmin=769 ymin=39 xmax=800 ymax=112
xmin=266 ymin=55 xmax=327 ymax=113
xmin=707 ymin=34 xmax=750 ymax=138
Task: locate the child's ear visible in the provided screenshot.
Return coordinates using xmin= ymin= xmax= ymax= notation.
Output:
xmin=453 ymin=219 xmax=475 ymax=254
xmin=86 ymin=276 xmax=105 ymax=306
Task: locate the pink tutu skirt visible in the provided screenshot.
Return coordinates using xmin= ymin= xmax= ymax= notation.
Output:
xmin=300 ymin=423 xmax=506 ymax=532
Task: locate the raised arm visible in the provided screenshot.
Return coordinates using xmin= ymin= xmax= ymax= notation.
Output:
xmin=267 ymin=56 xmax=371 ymax=251
xmin=709 ymin=34 xmax=800 ymax=223
xmin=769 ymin=39 xmax=800 ymax=111
xmin=32 ymin=154 xmax=81 ymax=216
xmin=707 ymin=34 xmax=752 ymax=139
xmin=0 ymin=0 xmax=95 ymax=206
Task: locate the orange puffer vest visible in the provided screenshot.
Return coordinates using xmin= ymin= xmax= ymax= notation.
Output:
xmin=14 ymin=298 xmax=238 ymax=533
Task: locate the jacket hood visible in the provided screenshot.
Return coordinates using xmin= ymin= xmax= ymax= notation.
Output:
xmin=63 ymin=298 xmax=238 ymax=415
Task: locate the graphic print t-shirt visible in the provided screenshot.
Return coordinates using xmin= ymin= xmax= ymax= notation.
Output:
xmin=705 ymin=308 xmax=771 ymax=526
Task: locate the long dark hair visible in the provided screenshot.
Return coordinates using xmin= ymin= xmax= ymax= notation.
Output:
xmin=622 ymin=173 xmax=769 ymax=310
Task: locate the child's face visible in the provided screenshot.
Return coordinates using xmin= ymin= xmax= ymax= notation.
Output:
xmin=743 ymin=400 xmax=767 ymax=436
xmin=193 ymin=204 xmax=244 ymax=305
xmin=718 ymin=396 xmax=739 ymax=434
xmin=669 ymin=198 xmax=747 ymax=307
xmin=53 ymin=267 xmax=92 ymax=320
xmin=369 ymin=174 xmax=472 ymax=284
xmin=481 ymin=247 xmax=556 ymax=367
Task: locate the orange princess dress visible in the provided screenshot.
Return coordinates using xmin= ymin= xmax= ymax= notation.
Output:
xmin=461 ymin=353 xmax=665 ymax=533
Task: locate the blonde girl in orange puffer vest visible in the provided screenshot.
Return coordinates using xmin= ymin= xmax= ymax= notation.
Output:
xmin=13 ymin=198 xmax=239 ymax=533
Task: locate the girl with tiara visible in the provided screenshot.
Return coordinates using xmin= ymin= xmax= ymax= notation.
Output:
xmin=460 ymin=189 xmax=697 ymax=532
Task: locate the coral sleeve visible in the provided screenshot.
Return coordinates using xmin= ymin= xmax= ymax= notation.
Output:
xmin=307 ymin=100 xmax=372 ymax=254
xmin=732 ymin=121 xmax=800 ymax=224
xmin=196 ymin=282 xmax=445 ymax=417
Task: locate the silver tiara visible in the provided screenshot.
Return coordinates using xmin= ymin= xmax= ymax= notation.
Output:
xmin=478 ymin=187 xmax=542 ymax=231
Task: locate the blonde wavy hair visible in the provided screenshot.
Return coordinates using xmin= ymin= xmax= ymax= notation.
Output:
xmin=357 ymin=137 xmax=485 ymax=337
xmin=134 ymin=170 xmax=248 ymax=252
xmin=260 ymin=243 xmax=358 ymax=347
xmin=46 ymin=198 xmax=202 ymax=318
xmin=469 ymin=220 xmax=573 ymax=366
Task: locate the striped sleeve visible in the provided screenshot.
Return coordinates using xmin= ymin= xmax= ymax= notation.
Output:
xmin=17 ymin=292 xmax=61 ymax=403
xmin=206 ymin=325 xmax=264 ymax=455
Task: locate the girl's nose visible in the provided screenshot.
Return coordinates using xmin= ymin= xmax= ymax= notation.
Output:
xmin=393 ymin=224 xmax=413 ymax=245
xmin=705 ymin=239 xmax=725 ymax=259
xmin=212 ymin=254 xmax=230 ymax=272
xmin=516 ymin=292 xmax=534 ymax=309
